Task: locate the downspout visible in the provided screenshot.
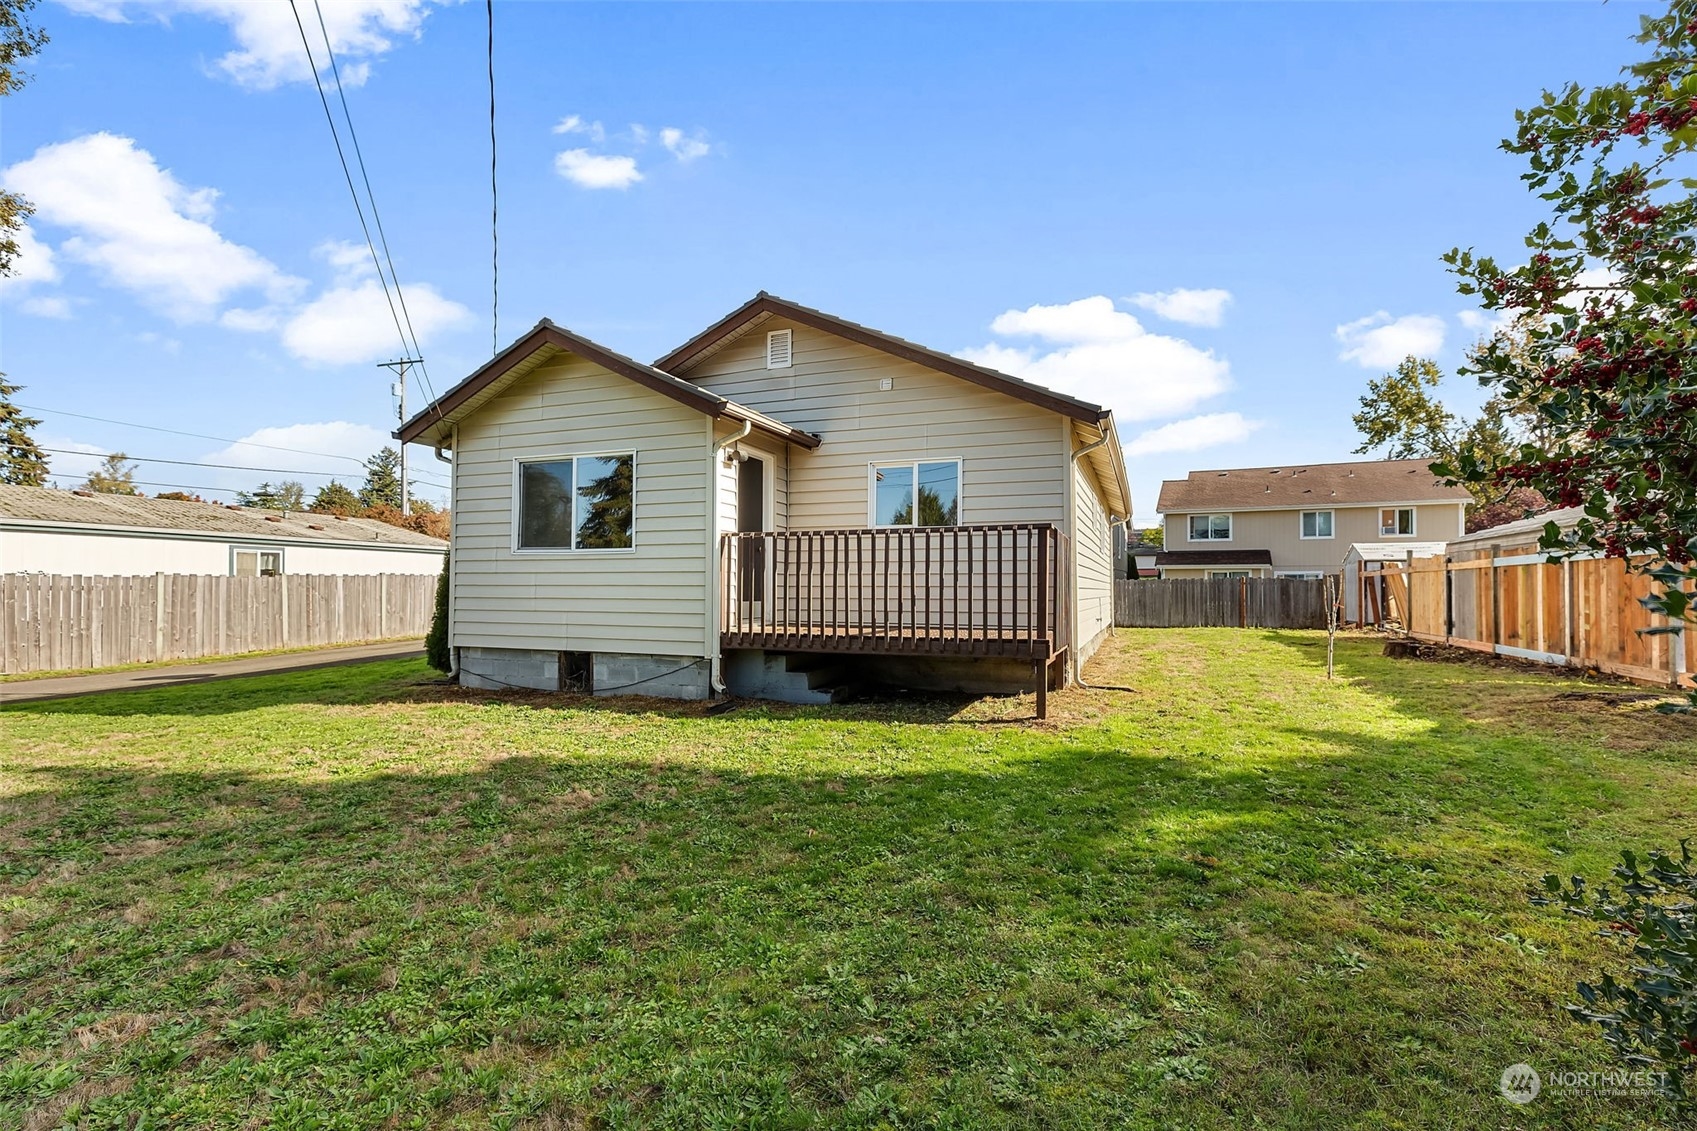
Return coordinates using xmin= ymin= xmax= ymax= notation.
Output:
xmin=1067 ymin=430 xmax=1112 ymax=685
xmin=444 ymin=424 xmax=458 ymax=676
xmin=706 ymin=417 xmax=753 ymax=695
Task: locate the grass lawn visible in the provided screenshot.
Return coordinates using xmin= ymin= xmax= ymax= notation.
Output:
xmin=2 ymin=629 xmax=1692 ymax=1129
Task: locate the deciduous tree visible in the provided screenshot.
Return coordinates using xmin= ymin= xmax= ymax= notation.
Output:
xmin=1442 ymin=0 xmax=1697 ymax=633
xmin=81 ymin=452 xmax=138 ymax=495
xmin=0 ymin=0 xmax=48 ymax=278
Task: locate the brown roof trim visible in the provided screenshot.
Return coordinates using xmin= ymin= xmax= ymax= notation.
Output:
xmin=1155 ymin=549 xmax=1274 ymax=567
xmin=396 ymin=319 xmax=819 ymax=449
xmin=655 ymin=292 xmax=1109 ymax=425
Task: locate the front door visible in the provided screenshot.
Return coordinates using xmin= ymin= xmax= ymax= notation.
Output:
xmin=737 ymin=456 xmax=767 ymax=602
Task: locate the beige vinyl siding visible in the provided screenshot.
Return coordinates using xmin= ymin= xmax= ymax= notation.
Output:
xmin=1162 ymin=502 xmax=1466 ymax=574
xmin=1071 ymin=449 xmax=1113 ymax=661
xmin=451 ymin=355 xmax=711 ymax=656
xmin=682 ymin=321 xmax=1067 ymax=528
xmin=714 ymin=425 xmax=789 ymax=535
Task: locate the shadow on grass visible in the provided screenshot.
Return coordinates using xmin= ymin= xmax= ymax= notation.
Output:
xmin=2 ymin=723 xmax=1685 ymax=1127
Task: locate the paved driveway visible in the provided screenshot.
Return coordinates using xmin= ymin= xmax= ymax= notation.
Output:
xmin=0 ymin=640 xmax=424 ymax=704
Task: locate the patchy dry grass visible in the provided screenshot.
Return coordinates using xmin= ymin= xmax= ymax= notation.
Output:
xmin=1 ymin=629 xmax=1693 ymax=1129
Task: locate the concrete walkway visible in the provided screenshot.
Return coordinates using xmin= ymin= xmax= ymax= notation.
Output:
xmin=0 ymin=640 xmax=425 ymax=704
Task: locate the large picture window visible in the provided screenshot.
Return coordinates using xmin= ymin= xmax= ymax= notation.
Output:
xmin=872 ymin=460 xmax=960 ymax=527
xmin=1188 ymin=513 xmax=1232 ymax=541
xmin=516 ymin=453 xmax=634 ymax=551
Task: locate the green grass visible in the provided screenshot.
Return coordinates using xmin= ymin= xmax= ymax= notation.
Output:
xmin=1 ymin=629 xmax=1692 ymax=1129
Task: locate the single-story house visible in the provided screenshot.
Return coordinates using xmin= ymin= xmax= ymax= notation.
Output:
xmin=397 ymin=293 xmax=1132 ymax=712
xmin=0 ymin=486 xmax=447 ymax=577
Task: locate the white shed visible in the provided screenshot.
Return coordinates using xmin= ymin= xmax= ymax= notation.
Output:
xmin=0 ymin=486 xmax=446 ymax=577
xmin=1343 ymin=540 xmax=1447 ymax=624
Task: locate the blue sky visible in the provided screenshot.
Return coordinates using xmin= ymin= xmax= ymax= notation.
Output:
xmin=0 ymin=1 xmax=1652 ymax=518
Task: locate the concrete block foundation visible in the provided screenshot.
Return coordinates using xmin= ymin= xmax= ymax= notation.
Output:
xmin=592 ymin=653 xmax=712 ymax=700
xmin=457 ymin=647 xmax=560 ymax=692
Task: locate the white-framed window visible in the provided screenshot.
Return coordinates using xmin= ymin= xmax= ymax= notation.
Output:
xmin=765 ymin=328 xmax=793 ymax=370
xmin=1210 ymin=570 xmax=1251 ymax=579
xmin=1379 ymin=507 xmax=1416 ymax=536
xmin=513 ymin=452 xmax=635 ymax=552
xmin=1188 ymin=513 xmax=1232 ymax=541
xmin=1277 ymin=570 xmax=1325 ymax=580
xmin=1299 ymin=510 xmax=1334 ymax=539
xmin=232 ymin=548 xmax=283 ymax=577
xmin=870 ymin=459 xmax=961 ymax=527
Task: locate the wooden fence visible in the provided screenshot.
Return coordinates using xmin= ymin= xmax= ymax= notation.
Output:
xmin=0 ymin=573 xmax=438 ymax=675
xmin=1376 ymin=551 xmax=1692 ymax=690
xmin=1114 ymin=577 xmax=1330 ymax=629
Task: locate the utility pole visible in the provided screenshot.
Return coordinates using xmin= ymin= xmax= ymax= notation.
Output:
xmin=378 ymin=358 xmax=423 ymax=516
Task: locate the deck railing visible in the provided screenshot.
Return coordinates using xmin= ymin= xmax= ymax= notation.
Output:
xmin=719 ymin=523 xmax=1069 ymax=662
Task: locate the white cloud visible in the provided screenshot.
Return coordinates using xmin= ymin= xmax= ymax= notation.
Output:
xmin=552 ymin=114 xmax=606 ymax=142
xmin=58 ymin=0 xmax=440 ymax=89
xmin=191 ymin=421 xmax=392 ymax=497
xmin=1124 ymin=412 xmax=1260 ymax=457
xmin=2 ymin=132 xmax=302 ymax=321
xmin=1334 ymin=311 xmax=1446 ymax=368
xmin=554 ymin=148 xmax=643 ymax=190
xmin=20 ymin=295 xmax=73 ymax=319
xmin=1127 ymin=287 xmax=1232 ymax=328
xmin=0 ymin=223 xmax=61 ymax=292
xmin=281 ymin=278 xmax=471 ymax=365
xmin=314 ymin=238 xmax=376 ymax=280
xmin=629 ymin=124 xmax=649 ymax=145
xmin=660 ymin=127 xmax=711 ymax=162
xmin=959 ymin=295 xmax=1231 ymax=422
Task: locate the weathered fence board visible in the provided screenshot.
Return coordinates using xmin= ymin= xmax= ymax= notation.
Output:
xmin=1114 ymin=577 xmax=1330 ymax=630
xmin=0 ymin=573 xmax=437 ymax=675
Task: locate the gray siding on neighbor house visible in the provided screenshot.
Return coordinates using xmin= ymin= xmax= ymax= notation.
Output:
xmin=451 ymin=354 xmax=712 ymax=657
xmin=680 ymin=320 xmax=1070 ymax=529
xmin=1161 ymin=502 xmax=1466 ymax=576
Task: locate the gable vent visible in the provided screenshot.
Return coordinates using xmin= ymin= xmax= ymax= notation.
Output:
xmin=765 ymin=328 xmax=793 ymax=370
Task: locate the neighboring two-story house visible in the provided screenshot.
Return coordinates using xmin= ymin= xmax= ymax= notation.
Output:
xmin=1152 ymin=458 xmax=1469 ymax=579
xmin=397 ymin=293 xmax=1130 ymax=714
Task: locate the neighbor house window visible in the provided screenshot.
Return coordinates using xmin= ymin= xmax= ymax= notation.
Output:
xmin=516 ymin=453 xmax=635 ymax=551
xmin=233 ymin=549 xmax=282 ymax=577
xmin=872 ymin=460 xmax=960 ymax=527
xmin=1300 ymin=510 xmax=1334 ymax=539
xmin=1379 ymin=507 xmax=1415 ymax=536
xmin=1188 ymin=514 xmax=1232 ymax=541
xmin=1277 ymin=571 xmax=1325 ymax=580
xmin=1210 ymin=570 xmax=1251 ymax=579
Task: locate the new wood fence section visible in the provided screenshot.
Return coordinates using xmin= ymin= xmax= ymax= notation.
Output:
xmin=1376 ymin=550 xmax=1692 ymax=690
xmin=1114 ymin=577 xmax=1330 ymax=629
xmin=1 ymin=573 xmax=437 ymax=675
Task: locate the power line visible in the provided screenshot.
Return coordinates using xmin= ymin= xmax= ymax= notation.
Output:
xmin=287 ymin=0 xmax=411 ymax=367
xmin=309 ymin=0 xmax=441 ymax=414
xmin=18 ymin=405 xmax=368 ymax=466
xmin=487 ymin=0 xmax=499 ymax=358
xmin=38 ymin=447 xmax=447 ymax=488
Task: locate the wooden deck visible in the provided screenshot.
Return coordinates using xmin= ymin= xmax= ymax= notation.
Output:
xmin=720 ymin=524 xmax=1070 ymax=713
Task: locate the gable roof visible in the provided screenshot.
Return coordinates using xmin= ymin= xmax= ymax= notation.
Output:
xmin=395 ymin=319 xmax=821 ymax=449
xmin=1155 ymin=458 xmax=1473 ymax=513
xmin=0 ymin=485 xmax=446 ymax=548
xmin=655 ymin=292 xmax=1111 ymax=425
